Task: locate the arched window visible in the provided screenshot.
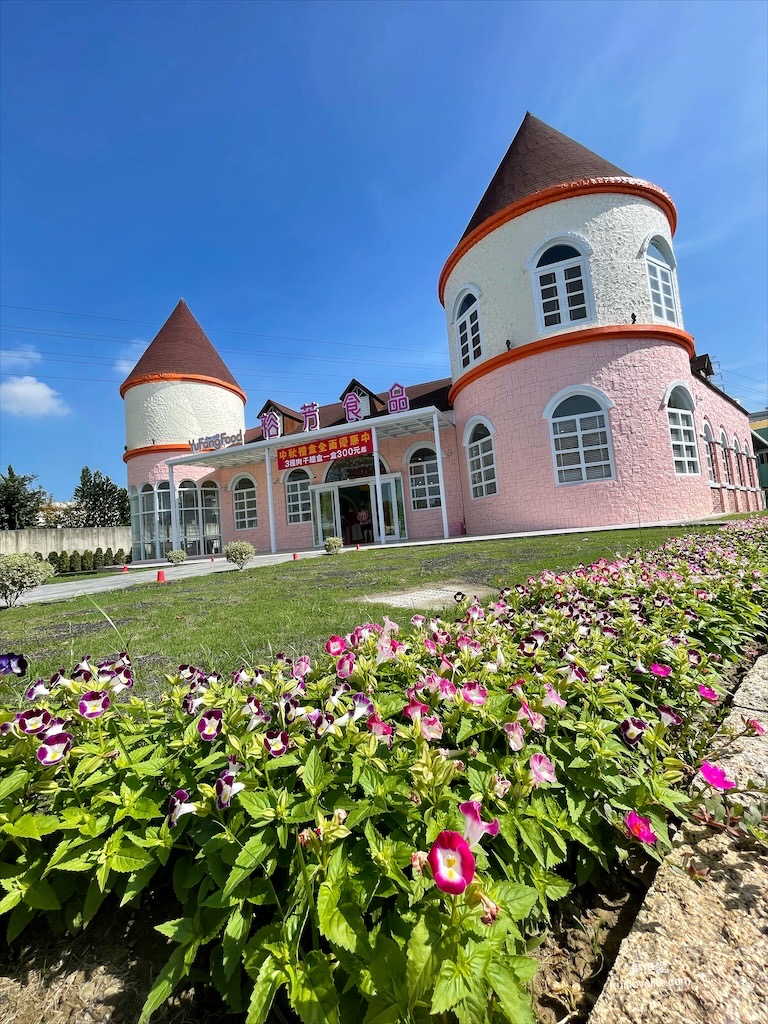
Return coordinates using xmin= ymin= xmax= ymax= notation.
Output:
xmin=548 ymin=392 xmax=614 ymax=484
xmin=702 ymin=422 xmax=716 ymax=484
xmin=409 ymin=447 xmax=441 ymax=510
xmin=666 ymin=387 xmax=699 ymax=475
xmin=325 ymin=454 xmax=387 ymax=482
xmin=720 ymin=431 xmax=733 ymax=485
xmin=745 ymin=439 xmax=756 ymax=487
xmin=733 ymin=437 xmax=745 ymax=486
xmin=646 ymin=239 xmax=678 ymax=325
xmin=200 ymin=482 xmax=221 ymax=555
xmin=534 ymin=243 xmax=592 ymax=331
xmin=465 ymin=421 xmax=497 ymax=499
xmin=455 ymin=292 xmax=483 ymax=369
xmin=285 ymin=469 xmax=311 ymax=523
xmin=233 ymin=476 xmax=257 ymax=530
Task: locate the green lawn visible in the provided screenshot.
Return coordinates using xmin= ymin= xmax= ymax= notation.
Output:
xmin=0 ymin=525 xmax=719 ymax=696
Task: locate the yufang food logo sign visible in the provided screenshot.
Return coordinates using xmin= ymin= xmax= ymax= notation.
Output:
xmin=276 ymin=431 xmax=373 ymax=471
xmin=189 ymin=430 xmax=244 ymax=453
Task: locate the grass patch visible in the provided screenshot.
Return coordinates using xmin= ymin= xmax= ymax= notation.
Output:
xmin=1 ymin=525 xmax=718 ymax=696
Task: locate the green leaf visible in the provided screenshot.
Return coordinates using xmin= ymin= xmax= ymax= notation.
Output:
xmin=224 ymin=831 xmax=276 ymax=897
xmin=5 ymin=814 xmax=61 ymax=840
xmin=485 ymin=959 xmax=535 ymax=1024
xmin=301 ymin=746 xmax=327 ymax=797
xmin=6 ymin=900 xmax=35 ymax=943
xmin=238 ymin=791 xmax=276 ymax=822
xmin=288 ymin=950 xmax=340 ymax=1024
xmin=317 ymin=880 xmax=369 ymax=956
xmin=223 ymin=902 xmax=252 ymax=980
xmin=492 ymin=881 xmax=538 ymax=923
xmin=120 ymin=862 xmax=159 ymax=907
xmin=516 ymin=819 xmax=547 ymax=869
xmin=110 ymin=844 xmax=155 ymax=874
xmin=405 ymin=914 xmax=447 ymax=1006
xmin=430 ymin=959 xmax=471 ymax=1016
xmin=246 ymin=953 xmax=285 ymax=1024
xmin=23 ymin=879 xmax=61 ymax=911
xmin=0 ymin=767 xmax=30 ymax=801
xmin=83 ymin=877 xmax=107 ymax=926
xmin=155 ymin=917 xmax=199 ymax=945
xmin=138 ymin=945 xmax=189 ymax=1024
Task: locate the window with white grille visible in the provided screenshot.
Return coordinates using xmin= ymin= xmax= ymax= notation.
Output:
xmin=534 ymin=244 xmax=592 ymax=331
xmin=666 ymin=387 xmax=699 ymax=474
xmin=409 ymin=448 xmax=441 ymax=509
xmin=646 ymin=240 xmax=678 ymax=324
xmin=720 ymin=431 xmax=733 ymax=484
xmin=702 ymin=423 xmax=716 ymax=484
xmin=456 ymin=293 xmax=483 ymax=369
xmin=549 ymin=394 xmax=614 ymax=484
xmin=467 ymin=423 xmax=497 ymax=499
xmin=233 ymin=477 xmax=257 ymax=530
xmin=286 ymin=469 xmax=311 ymax=523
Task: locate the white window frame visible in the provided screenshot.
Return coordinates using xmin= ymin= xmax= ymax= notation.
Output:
xmin=453 ymin=289 xmax=484 ymax=370
xmin=232 ymin=475 xmax=258 ymax=530
xmin=543 ymin=385 xmax=616 ymax=486
xmin=664 ymin=385 xmax=699 ymax=476
xmin=285 ymin=468 xmax=312 ymax=524
xmin=528 ymin=236 xmax=595 ymax=335
xmin=733 ymin=437 xmax=745 ymax=487
xmin=720 ymin=430 xmax=733 ymax=485
xmin=744 ymin=439 xmax=756 ymax=488
xmin=644 ymin=237 xmax=679 ymax=325
xmin=701 ymin=421 xmax=716 ymax=485
xmin=407 ymin=445 xmax=442 ymax=510
xmin=463 ymin=417 xmax=498 ymax=500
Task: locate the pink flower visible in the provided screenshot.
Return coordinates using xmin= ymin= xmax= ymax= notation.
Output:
xmin=292 ymin=655 xmax=311 ymax=680
xmin=699 ymin=761 xmax=736 ymax=790
xmin=542 ymin=683 xmax=566 ymax=709
xmin=529 ymin=753 xmax=556 ymax=786
xmin=503 ymin=721 xmax=525 ymax=751
xmin=461 ymin=681 xmax=487 ymax=706
xmin=367 ymin=713 xmax=393 ymax=748
xmin=427 ymin=831 xmax=475 ymax=894
xmin=78 ymin=690 xmax=111 ymax=719
xmin=325 ymin=635 xmax=347 ymax=657
xmin=626 ymin=810 xmax=658 ymax=844
xmin=336 ymin=651 xmax=356 ymax=679
xmin=420 ymin=715 xmax=443 ymax=741
xmin=403 ymin=696 xmax=429 ymax=721
xmin=744 ymin=718 xmax=765 ymax=736
xmin=459 ymin=801 xmax=499 ymax=847
xmin=650 ymin=663 xmax=672 ymax=678
xmin=411 ymin=615 xmax=426 ymax=627
xmin=698 ymin=685 xmax=719 ymax=703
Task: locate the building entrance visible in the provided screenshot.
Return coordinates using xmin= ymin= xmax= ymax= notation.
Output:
xmin=311 ymin=475 xmax=406 ymax=547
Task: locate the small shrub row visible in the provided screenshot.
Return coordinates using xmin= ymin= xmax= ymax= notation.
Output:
xmin=41 ymin=546 xmax=129 ymax=575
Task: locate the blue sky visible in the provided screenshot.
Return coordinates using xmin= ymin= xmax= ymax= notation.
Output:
xmin=1 ymin=0 xmax=766 ymax=499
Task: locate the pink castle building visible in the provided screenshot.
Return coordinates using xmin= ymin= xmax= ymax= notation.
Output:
xmin=122 ymin=114 xmax=763 ymax=561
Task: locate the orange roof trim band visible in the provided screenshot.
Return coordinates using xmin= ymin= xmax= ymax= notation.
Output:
xmin=439 ymin=178 xmax=677 ymax=305
xmin=448 ymin=325 xmax=696 ymax=404
xmin=120 ymin=372 xmax=247 ymax=403
xmin=123 ymin=443 xmax=192 ymax=464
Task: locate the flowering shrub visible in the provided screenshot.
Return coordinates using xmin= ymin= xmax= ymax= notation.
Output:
xmin=225 ymin=540 xmax=255 ymax=569
xmin=166 ymin=549 xmax=187 ymax=565
xmin=1 ymin=519 xmax=767 ymax=1023
xmin=0 ymin=553 xmax=55 ymax=607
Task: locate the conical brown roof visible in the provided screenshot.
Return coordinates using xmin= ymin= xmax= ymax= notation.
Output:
xmin=120 ymin=300 xmax=243 ymax=396
xmin=461 ymin=113 xmax=629 ymax=240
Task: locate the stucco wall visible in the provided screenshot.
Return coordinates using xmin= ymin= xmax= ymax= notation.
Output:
xmin=0 ymin=527 xmax=132 ymax=558
xmin=443 ymin=192 xmax=678 ymax=380
xmin=124 ymin=380 xmax=245 ymax=451
xmin=453 ymin=336 xmax=760 ymax=536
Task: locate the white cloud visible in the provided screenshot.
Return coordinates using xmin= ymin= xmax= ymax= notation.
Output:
xmin=114 ymin=339 xmax=146 ymax=376
xmin=0 ymin=344 xmax=43 ymax=372
xmin=0 ymin=376 xmax=71 ymax=417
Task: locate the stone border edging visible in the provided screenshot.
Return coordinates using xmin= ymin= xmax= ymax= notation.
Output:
xmin=589 ymin=654 xmax=768 ymax=1024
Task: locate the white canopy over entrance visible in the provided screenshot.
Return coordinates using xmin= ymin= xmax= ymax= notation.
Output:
xmin=164 ymin=406 xmax=454 ymax=553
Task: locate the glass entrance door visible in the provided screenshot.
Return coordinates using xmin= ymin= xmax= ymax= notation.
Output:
xmin=375 ymin=477 xmax=406 ymax=541
xmin=313 ymin=487 xmax=340 ymax=546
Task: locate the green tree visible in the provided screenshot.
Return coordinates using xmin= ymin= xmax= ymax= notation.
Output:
xmin=0 ymin=466 xmax=47 ymax=530
xmin=70 ymin=467 xmax=130 ymax=527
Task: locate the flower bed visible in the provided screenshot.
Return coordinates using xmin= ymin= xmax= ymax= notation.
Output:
xmin=1 ymin=519 xmax=767 ymax=1024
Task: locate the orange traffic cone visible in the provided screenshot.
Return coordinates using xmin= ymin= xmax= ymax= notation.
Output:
xmin=122 ymin=565 xmax=129 ymax=573
xmin=356 ymin=544 xmax=360 ymax=550
xmin=211 ymin=556 xmax=215 ymax=562
xmin=292 ymin=553 xmax=298 ymax=560
xmin=157 ymin=570 xmax=166 ymax=583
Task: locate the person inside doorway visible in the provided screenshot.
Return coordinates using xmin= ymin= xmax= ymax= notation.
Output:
xmin=357 ymin=505 xmax=372 ymax=543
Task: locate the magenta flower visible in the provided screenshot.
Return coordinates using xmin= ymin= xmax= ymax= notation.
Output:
xmin=744 ymin=718 xmax=765 ymax=736
xmin=336 ymin=651 xmax=356 ymax=679
xmin=16 ymin=708 xmax=52 ymax=735
xmin=698 ymin=684 xmax=719 ymax=703
xmin=264 ymin=729 xmax=290 ymax=756
xmin=325 ymin=635 xmax=347 ymax=657
xmin=699 ymin=761 xmax=736 ymax=790
xmin=529 ymin=753 xmax=556 ymax=786
xmin=78 ymin=691 xmax=111 ymax=719
xmin=215 ymin=771 xmax=245 ymax=810
xmin=168 ymin=788 xmax=197 ymax=827
xmin=457 ymin=635 xmax=482 ymax=656
xmin=403 ymin=696 xmax=429 ymax=721
xmin=650 ymin=663 xmax=672 ymax=678
xmin=626 ymin=810 xmax=658 ymax=844
xmin=459 ymin=801 xmax=500 ymax=847
xmin=420 ymin=715 xmax=444 ymax=741
xmin=503 ymin=721 xmax=525 ymax=751
xmin=36 ymin=731 xmax=74 ymax=766
xmin=197 ymin=708 xmax=223 ymax=741
xmin=427 ymin=831 xmax=475 ymax=894
xmin=367 ymin=712 xmax=393 ymax=748
xmin=438 ymin=678 xmax=457 ymax=701
xmin=542 ymin=683 xmax=566 ymax=709
xmin=517 ymin=700 xmax=546 ymax=732
xmin=619 ymin=717 xmax=647 ymax=747
xmin=658 ymin=705 xmax=683 ymax=727
xmin=411 ymin=614 xmax=426 ymax=627
xmin=292 ymin=655 xmax=311 ymax=680
xmin=461 ymin=681 xmax=487 ymax=706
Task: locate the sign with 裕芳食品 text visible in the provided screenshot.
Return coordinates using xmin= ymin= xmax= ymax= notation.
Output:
xmin=276 ymin=431 xmax=373 ymax=471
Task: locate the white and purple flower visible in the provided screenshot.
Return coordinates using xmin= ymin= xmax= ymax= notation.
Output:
xmin=36 ymin=731 xmax=74 ymax=766
xmin=197 ymin=708 xmax=223 ymax=741
xmin=78 ymin=690 xmax=111 ymax=719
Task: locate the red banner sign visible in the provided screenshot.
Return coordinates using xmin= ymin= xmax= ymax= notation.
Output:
xmin=276 ymin=430 xmax=374 ymax=471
